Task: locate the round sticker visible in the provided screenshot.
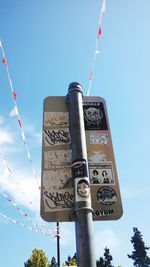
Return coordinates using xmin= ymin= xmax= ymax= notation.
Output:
xmin=97 ymin=187 xmax=117 ymax=205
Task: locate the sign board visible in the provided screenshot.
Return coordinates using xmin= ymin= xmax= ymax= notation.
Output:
xmin=41 ymin=96 xmax=123 ymax=222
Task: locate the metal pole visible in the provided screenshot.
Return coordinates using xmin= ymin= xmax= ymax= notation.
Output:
xmin=67 ymin=82 xmax=96 ymax=267
xmin=56 ymin=222 xmax=60 ymax=267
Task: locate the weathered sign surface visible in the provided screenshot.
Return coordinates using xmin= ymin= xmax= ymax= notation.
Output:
xmin=41 ymin=96 xmax=123 ymax=222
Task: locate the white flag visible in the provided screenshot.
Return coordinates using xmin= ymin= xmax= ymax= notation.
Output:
xmin=9 ymin=106 xmax=18 ymax=117
xmin=102 ymin=0 xmax=106 ymax=13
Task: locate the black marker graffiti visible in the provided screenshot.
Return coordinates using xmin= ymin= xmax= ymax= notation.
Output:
xmin=44 ymin=129 xmax=70 ymax=145
xmin=44 ymin=190 xmax=74 ymax=209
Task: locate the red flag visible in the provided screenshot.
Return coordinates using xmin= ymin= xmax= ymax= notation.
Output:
xmin=98 ymin=27 xmax=102 ymax=39
xmin=13 ymin=91 xmax=17 ymax=101
xmin=2 ymin=57 xmax=6 ymax=65
xmin=18 ymin=119 xmax=22 ymax=128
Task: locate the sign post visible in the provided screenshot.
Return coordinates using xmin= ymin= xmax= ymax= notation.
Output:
xmin=40 ymin=82 xmax=123 ymax=266
xmin=67 ymin=82 xmax=96 ymax=267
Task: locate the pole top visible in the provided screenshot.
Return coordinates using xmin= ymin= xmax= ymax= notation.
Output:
xmin=68 ymin=82 xmax=83 ymax=94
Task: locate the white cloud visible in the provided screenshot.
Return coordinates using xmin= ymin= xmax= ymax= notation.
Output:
xmin=0 ymin=161 xmax=40 ymax=213
xmin=122 ymin=186 xmax=150 ymax=199
xmin=94 ymin=229 xmax=121 ymax=259
xmin=0 ymin=128 xmax=14 ymax=144
xmin=0 ymin=115 xmax=5 ymax=125
xmin=59 ymin=223 xmax=75 ymax=246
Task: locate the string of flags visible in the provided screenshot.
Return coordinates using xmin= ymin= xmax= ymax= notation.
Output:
xmin=0 ymin=212 xmax=57 ymax=238
xmin=87 ymin=0 xmax=106 ymax=96
xmin=0 ymin=152 xmax=33 ymax=208
xmin=0 ymin=40 xmax=40 ymax=191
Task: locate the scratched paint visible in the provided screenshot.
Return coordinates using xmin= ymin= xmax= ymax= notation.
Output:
xmin=44 ymin=150 xmax=71 ymax=169
xmin=44 ymin=112 xmax=69 ymax=126
xmin=43 ymin=169 xmax=72 ymax=189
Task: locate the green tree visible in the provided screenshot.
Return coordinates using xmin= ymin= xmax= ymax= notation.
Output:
xmin=64 ymin=253 xmax=77 ymax=266
xmin=50 ymin=256 xmax=57 ymax=267
xmin=96 ymin=247 xmax=113 ymax=267
xmin=24 ymin=249 xmax=51 ymax=267
xmin=96 ymin=256 xmax=105 ymax=267
xmin=128 ymin=227 xmax=150 ymax=267
xmin=103 ymin=247 xmax=113 ymax=267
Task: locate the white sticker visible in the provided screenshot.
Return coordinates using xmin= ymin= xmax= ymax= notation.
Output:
xmin=89 ymin=133 xmax=109 ymax=145
xmin=88 ymin=151 xmax=107 ymax=163
xmin=89 ymin=162 xmax=114 ymax=184
xmin=44 ymin=112 xmax=69 ymax=126
xmin=44 ymin=150 xmax=71 ymax=169
xmin=75 ymin=177 xmax=91 ymax=202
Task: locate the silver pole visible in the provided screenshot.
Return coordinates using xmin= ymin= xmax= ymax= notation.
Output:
xmin=67 ymin=82 xmax=96 ymax=267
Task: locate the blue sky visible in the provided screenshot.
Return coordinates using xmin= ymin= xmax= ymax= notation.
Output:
xmin=0 ymin=0 xmax=150 ymax=266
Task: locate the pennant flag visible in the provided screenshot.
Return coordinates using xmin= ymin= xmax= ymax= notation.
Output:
xmin=2 ymin=57 xmax=6 ymax=65
xmin=27 ymin=151 xmax=31 ymax=159
xmin=13 ymin=91 xmax=17 ymax=101
xmin=18 ymin=119 xmax=22 ymax=128
xmin=101 ymin=0 xmax=106 ymax=13
xmin=21 ymin=131 xmax=26 ymax=143
xmin=89 ymin=72 xmax=93 ymax=81
xmin=9 ymin=106 xmax=19 ymax=117
xmin=98 ymin=27 xmax=102 ymax=39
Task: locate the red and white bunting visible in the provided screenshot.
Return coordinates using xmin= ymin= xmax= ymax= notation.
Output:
xmin=87 ymin=0 xmax=106 ymax=96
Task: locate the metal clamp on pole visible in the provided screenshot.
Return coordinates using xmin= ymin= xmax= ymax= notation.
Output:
xmin=67 ymin=82 xmax=96 ymax=267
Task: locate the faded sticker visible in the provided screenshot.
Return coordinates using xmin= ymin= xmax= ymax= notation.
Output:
xmin=43 ymin=169 xmax=72 ymax=189
xmin=88 ymin=151 xmax=107 ymax=163
xmin=44 ymin=150 xmax=71 ymax=169
xmin=75 ymin=178 xmax=91 ymax=202
xmin=97 ymin=187 xmax=117 ymax=205
xmin=43 ymin=128 xmax=70 ymax=146
xmin=44 ymin=112 xmax=69 ymax=126
xmin=89 ymin=162 xmax=114 ymax=184
xmin=72 ymin=160 xmax=88 ymax=178
xmin=89 ymin=133 xmax=109 ymax=145
xmin=83 ymin=102 xmax=108 ymax=130
xmin=43 ymin=189 xmax=74 ymax=210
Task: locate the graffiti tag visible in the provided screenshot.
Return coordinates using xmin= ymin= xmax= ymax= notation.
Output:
xmin=44 ymin=190 xmax=74 ymax=209
xmin=44 ymin=129 xmax=70 ymax=145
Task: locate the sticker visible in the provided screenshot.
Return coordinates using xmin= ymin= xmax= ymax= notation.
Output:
xmin=97 ymin=187 xmax=117 ymax=205
xmin=89 ymin=133 xmax=109 ymax=145
xmin=88 ymin=151 xmax=107 ymax=163
xmin=44 ymin=112 xmax=69 ymax=126
xmin=43 ymin=189 xmax=74 ymax=210
xmin=83 ymin=102 xmax=108 ymax=130
xmin=75 ymin=178 xmax=90 ymax=201
xmin=72 ymin=160 xmax=88 ymax=178
xmin=43 ymin=169 xmax=72 ymax=189
xmin=89 ymin=162 xmax=114 ymax=184
xmin=43 ymin=128 xmax=70 ymax=146
xmin=44 ymin=150 xmax=71 ymax=169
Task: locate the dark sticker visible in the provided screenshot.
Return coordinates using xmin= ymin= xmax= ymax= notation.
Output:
xmin=97 ymin=187 xmax=117 ymax=205
xmin=76 ymin=179 xmax=90 ymax=199
xmin=72 ymin=160 xmax=88 ymax=178
xmin=83 ymin=102 xmax=108 ymax=130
